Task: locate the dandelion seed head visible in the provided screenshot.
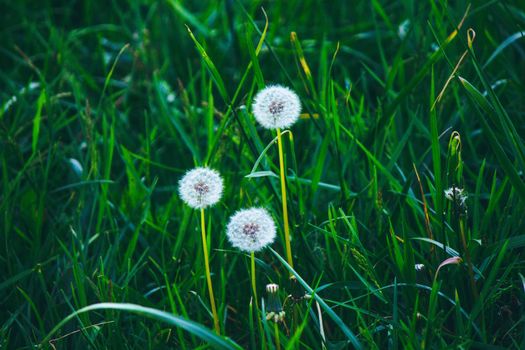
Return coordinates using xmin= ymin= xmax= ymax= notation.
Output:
xmin=178 ymin=167 xmax=223 ymax=209
xmin=444 ymin=186 xmax=467 ymax=206
xmin=226 ymin=208 xmax=276 ymax=252
xmin=252 ymin=85 xmax=301 ymax=129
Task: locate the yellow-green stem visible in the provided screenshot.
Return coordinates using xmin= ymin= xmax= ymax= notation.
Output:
xmin=251 ymin=252 xmax=259 ymax=308
xmin=251 ymin=252 xmax=266 ymax=349
xmin=276 ymin=128 xmax=294 ymax=270
xmin=274 ymin=321 xmax=281 ymax=350
xmin=200 ymin=208 xmax=220 ymax=334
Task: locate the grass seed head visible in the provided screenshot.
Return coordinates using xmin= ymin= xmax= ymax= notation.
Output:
xmin=178 ymin=167 xmax=224 ymax=209
xmin=252 ymin=85 xmax=301 ymax=129
xmin=226 ymin=208 xmax=276 ymax=252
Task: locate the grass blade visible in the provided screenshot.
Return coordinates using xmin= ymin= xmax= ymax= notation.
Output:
xmin=269 ymin=248 xmax=363 ymax=349
xmin=41 ymin=303 xmax=242 ymax=349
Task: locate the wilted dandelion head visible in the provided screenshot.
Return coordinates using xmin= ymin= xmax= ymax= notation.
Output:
xmin=178 ymin=167 xmax=223 ymax=209
xmin=265 ymin=283 xmax=285 ymax=322
xmin=444 ymin=186 xmax=467 ymax=206
xmin=226 ymin=208 xmax=276 ymax=252
xmin=252 ymin=85 xmax=301 ymax=129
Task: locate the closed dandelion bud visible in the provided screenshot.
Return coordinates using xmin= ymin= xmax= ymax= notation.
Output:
xmin=178 ymin=167 xmax=223 ymax=209
xmin=252 ymin=85 xmax=301 ymax=129
xmin=226 ymin=208 xmax=276 ymax=252
xmin=265 ymin=283 xmax=285 ymax=323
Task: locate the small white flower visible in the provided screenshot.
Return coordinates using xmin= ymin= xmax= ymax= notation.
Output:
xmin=226 ymin=208 xmax=276 ymax=252
xmin=444 ymin=186 xmax=467 ymax=206
xmin=398 ymin=19 xmax=410 ymax=39
xmin=415 ymin=263 xmax=425 ymax=271
xmin=178 ymin=167 xmax=223 ymax=209
xmin=252 ymin=85 xmax=301 ymax=129
xmin=68 ymin=158 xmax=83 ymax=177
xmin=28 ymin=82 xmax=40 ymax=90
xmin=3 ymin=95 xmax=17 ymax=113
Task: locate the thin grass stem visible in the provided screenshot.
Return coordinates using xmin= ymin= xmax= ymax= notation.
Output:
xmin=459 ymin=219 xmax=478 ymax=300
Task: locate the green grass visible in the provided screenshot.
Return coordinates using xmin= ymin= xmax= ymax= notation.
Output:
xmin=1 ymin=0 xmax=525 ymax=348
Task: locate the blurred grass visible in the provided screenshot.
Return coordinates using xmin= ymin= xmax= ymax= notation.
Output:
xmin=1 ymin=0 xmax=524 ymax=349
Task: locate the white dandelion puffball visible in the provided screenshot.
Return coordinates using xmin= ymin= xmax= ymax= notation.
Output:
xmin=178 ymin=167 xmax=224 ymax=209
xmin=252 ymin=85 xmax=301 ymax=129
xmin=226 ymin=208 xmax=276 ymax=252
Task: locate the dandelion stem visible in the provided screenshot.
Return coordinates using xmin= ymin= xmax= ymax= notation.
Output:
xmin=251 ymin=252 xmax=258 ymax=308
xmin=251 ymin=252 xmax=267 ymax=349
xmin=277 ymin=128 xmax=294 ymax=270
xmin=274 ymin=321 xmax=281 ymax=350
xmin=200 ymin=208 xmax=220 ymax=334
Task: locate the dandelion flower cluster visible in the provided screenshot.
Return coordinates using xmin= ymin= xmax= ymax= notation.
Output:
xmin=178 ymin=167 xmax=224 ymax=209
xmin=226 ymin=208 xmax=276 ymax=252
xmin=252 ymin=85 xmax=301 ymax=129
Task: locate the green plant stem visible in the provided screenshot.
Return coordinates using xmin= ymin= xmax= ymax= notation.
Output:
xmin=274 ymin=321 xmax=281 ymax=350
xmin=200 ymin=208 xmax=220 ymax=334
xmin=251 ymin=252 xmax=258 ymax=308
xmin=251 ymin=252 xmax=266 ymax=349
xmin=277 ymin=128 xmax=294 ymax=271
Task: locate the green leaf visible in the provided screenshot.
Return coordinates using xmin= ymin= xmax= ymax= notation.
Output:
xmin=459 ymin=76 xmax=525 ymax=200
xmin=32 ymin=89 xmax=46 ymax=154
xmin=186 ymin=25 xmax=229 ymax=103
xmin=484 ymin=32 xmax=525 ymax=68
